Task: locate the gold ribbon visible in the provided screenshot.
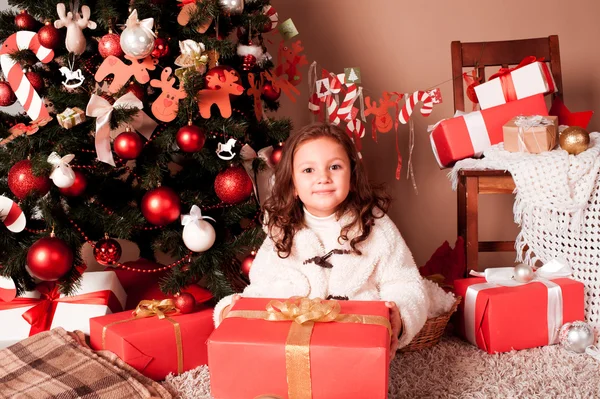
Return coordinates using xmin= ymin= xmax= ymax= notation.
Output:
xmin=227 ymin=297 xmax=392 ymax=399
xmin=101 ymin=299 xmax=184 ymax=374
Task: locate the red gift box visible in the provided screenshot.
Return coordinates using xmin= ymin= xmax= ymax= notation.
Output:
xmin=89 ymin=302 xmax=214 ymax=381
xmin=430 ymin=94 xmax=548 ymax=168
xmin=453 ymin=277 xmax=584 ymax=354
xmin=207 ymin=297 xmax=391 ymax=399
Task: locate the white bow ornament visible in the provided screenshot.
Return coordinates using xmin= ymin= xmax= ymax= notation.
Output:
xmin=47 ymin=152 xmax=76 ymax=188
xmin=181 ymin=205 xmax=216 ymax=252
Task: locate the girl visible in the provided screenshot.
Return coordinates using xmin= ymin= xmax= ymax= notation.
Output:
xmin=214 ymin=122 xmax=429 ymax=358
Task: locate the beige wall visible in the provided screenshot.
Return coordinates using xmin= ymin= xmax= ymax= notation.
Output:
xmin=268 ymin=0 xmax=600 ymax=267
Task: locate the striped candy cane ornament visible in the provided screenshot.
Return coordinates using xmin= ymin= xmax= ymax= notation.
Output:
xmin=398 ymin=90 xmax=433 ymax=124
xmin=0 ymin=31 xmax=54 ymax=121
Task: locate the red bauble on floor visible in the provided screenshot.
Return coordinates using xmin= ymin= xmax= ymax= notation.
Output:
xmin=114 ymin=130 xmax=143 ymax=160
xmin=27 ymin=236 xmax=73 ymax=281
xmin=141 ymin=186 xmax=181 ymax=226
xmin=98 ymin=33 xmax=124 ymax=58
xmin=59 ymin=170 xmax=87 ymax=197
xmin=38 ymin=22 xmax=61 ymax=49
xmin=214 ymin=165 xmax=253 ymax=204
xmin=175 ymin=292 xmax=196 ymax=314
xmin=8 ymin=160 xmax=51 ymax=200
xmin=0 ymin=81 xmax=16 ymax=106
xmin=176 ymin=124 xmax=206 ymax=153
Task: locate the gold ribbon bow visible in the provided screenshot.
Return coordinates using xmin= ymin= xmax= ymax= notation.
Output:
xmin=102 ymin=299 xmax=184 ymax=374
xmin=227 ymin=297 xmax=392 ymax=399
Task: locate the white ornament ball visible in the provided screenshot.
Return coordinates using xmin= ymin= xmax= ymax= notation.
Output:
xmin=220 ymin=0 xmax=244 ymax=14
xmin=50 ymin=170 xmax=76 ymax=189
xmin=513 ymin=263 xmax=534 ymax=283
xmin=120 ymin=25 xmax=155 ymax=59
xmin=559 ymin=321 xmax=595 ymax=353
xmin=183 ymin=220 xmax=216 ymax=252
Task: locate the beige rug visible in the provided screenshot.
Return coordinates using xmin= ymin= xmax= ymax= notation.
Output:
xmin=163 ymin=336 xmax=600 ymax=398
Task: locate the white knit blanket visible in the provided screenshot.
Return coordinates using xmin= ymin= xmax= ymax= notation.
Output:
xmin=449 ymin=133 xmax=600 ymax=330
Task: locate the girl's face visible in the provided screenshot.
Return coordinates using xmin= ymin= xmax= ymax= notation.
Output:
xmin=292 ymin=137 xmax=351 ymax=217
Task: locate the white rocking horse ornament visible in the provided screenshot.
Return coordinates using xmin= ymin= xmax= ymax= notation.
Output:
xmin=216 ymin=138 xmax=238 ymax=160
xmin=59 ymin=66 xmax=85 ymax=88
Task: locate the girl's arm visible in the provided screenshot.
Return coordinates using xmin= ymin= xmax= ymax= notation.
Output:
xmin=375 ymin=220 xmax=429 ymax=348
xmin=213 ymin=235 xmax=310 ymax=327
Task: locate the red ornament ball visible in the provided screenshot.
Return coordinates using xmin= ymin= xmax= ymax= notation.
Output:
xmin=261 ymin=81 xmax=281 ymax=101
xmin=38 ymin=22 xmax=61 ymax=49
xmin=125 ymin=82 xmax=145 ymax=101
xmin=59 ymin=170 xmax=87 ymax=197
xmin=98 ymin=33 xmax=124 ymax=58
xmin=25 ymin=71 xmax=44 ymax=93
xmin=8 ymin=160 xmax=51 ymax=200
xmin=0 ymin=81 xmax=16 ymax=107
xmin=15 ymin=10 xmax=37 ymax=31
xmin=93 ymin=236 xmax=122 ymax=266
xmin=176 ymin=124 xmax=206 ymax=153
xmin=269 ymin=144 xmax=283 ymax=166
xmin=214 ymin=165 xmax=253 ymax=204
xmin=240 ymin=252 xmax=255 ymax=277
xmin=141 ymin=186 xmax=181 ymax=226
xmin=175 ymin=292 xmax=196 ymax=314
xmin=114 ymin=130 xmax=143 ymax=160
xmin=151 ymin=38 xmax=170 ymax=59
xmin=203 ymin=66 xmax=241 ymax=90
xmin=27 ymin=236 xmax=73 ymax=281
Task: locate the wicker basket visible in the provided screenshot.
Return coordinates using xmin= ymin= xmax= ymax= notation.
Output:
xmin=400 ymin=296 xmax=462 ymax=352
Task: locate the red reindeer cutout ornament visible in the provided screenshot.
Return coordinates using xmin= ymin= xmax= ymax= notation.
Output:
xmin=364 ymin=91 xmax=400 ymax=139
xmin=196 ymin=68 xmax=244 ymax=118
xmin=150 ymin=67 xmax=186 ymax=122
xmin=95 ymin=54 xmax=157 ymax=93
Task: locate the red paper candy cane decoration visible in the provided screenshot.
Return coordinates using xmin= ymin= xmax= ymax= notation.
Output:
xmin=398 ymin=90 xmax=433 ymax=124
xmin=0 ymin=31 xmax=54 ymax=121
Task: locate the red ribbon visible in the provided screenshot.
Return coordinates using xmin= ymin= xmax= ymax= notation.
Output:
xmin=0 ymin=282 xmax=122 ymax=336
xmin=488 ymin=56 xmax=554 ymax=104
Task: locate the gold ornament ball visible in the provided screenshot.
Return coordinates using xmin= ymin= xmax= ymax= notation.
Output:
xmin=559 ymin=126 xmax=590 ymax=155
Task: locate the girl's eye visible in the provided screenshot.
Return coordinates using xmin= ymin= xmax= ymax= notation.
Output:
xmin=302 ymin=168 xmax=313 ymax=173
xmin=330 ymin=164 xmax=341 ymax=170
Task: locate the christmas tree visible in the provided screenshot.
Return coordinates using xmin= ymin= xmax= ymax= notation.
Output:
xmin=0 ymin=0 xmax=291 ymax=299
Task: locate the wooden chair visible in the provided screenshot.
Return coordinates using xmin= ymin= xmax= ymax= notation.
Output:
xmin=451 ymin=36 xmax=564 ymax=273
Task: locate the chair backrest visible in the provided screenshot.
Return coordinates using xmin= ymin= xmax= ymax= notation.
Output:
xmin=451 ymin=36 xmax=563 ymax=113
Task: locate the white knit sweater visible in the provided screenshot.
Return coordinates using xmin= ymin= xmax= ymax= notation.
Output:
xmin=213 ymin=211 xmax=430 ymax=349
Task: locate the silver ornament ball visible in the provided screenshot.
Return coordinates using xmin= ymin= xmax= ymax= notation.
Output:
xmin=120 ymin=25 xmax=155 ymax=59
xmin=220 ymin=0 xmax=244 ymax=14
xmin=513 ymin=263 xmax=535 ymax=283
xmin=559 ymin=321 xmax=595 ymax=353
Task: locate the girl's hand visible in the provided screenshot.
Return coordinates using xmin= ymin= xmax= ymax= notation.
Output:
xmin=220 ymin=294 xmax=242 ymax=323
xmin=385 ymin=301 xmax=402 ymax=363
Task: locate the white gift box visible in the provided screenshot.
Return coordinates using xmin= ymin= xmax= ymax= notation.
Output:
xmin=0 ymin=271 xmax=126 ymax=348
xmin=474 ymin=61 xmax=557 ymax=110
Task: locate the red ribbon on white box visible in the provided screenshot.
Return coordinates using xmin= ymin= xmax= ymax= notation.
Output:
xmin=465 ymin=260 xmax=572 ymax=347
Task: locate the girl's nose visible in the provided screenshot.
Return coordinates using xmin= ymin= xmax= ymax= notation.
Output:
xmin=317 ymin=170 xmax=332 ymax=184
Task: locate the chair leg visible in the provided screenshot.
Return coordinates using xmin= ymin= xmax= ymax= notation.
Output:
xmin=457 ymin=175 xmax=479 ymax=275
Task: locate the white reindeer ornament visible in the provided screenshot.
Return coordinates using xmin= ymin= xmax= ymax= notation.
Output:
xmin=54 ymin=2 xmax=97 ymax=56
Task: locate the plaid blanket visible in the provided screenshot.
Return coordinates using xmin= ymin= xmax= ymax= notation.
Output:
xmin=0 ymin=328 xmax=172 ymax=399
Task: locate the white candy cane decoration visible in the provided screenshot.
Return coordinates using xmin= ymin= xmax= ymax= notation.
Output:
xmin=0 ymin=31 xmax=54 ymax=121
xmin=0 ymin=195 xmax=26 ymax=232
xmin=398 ymin=90 xmax=434 ymax=124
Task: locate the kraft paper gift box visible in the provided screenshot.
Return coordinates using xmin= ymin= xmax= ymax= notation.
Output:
xmin=453 ymin=263 xmax=584 ymax=354
xmin=474 ymin=58 xmax=557 ymax=110
xmin=503 ymin=115 xmax=558 ymax=153
xmin=57 ymin=107 xmax=86 ymax=129
xmin=0 ymin=271 xmax=126 ymax=348
xmin=207 ymin=297 xmax=392 ymax=399
xmin=430 ymin=94 xmax=548 ymax=167
xmin=90 ymin=301 xmax=215 ymax=381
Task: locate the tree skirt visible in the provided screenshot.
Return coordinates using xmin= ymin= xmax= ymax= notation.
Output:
xmin=162 ymin=336 xmax=600 ymax=398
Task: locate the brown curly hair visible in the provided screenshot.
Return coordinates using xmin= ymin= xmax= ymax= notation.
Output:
xmin=263 ymin=123 xmax=391 ymax=258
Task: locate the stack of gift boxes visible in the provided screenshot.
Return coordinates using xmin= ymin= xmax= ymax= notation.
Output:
xmin=430 ymin=58 xmax=562 ymax=167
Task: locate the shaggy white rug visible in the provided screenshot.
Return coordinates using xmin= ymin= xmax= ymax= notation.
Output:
xmin=163 ymin=336 xmax=600 ymax=398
